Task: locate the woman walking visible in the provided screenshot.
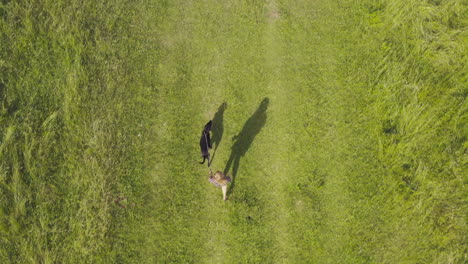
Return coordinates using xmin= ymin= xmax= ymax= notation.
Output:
xmin=208 ymin=170 xmax=232 ymax=201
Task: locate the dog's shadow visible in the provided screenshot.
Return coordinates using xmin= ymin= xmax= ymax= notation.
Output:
xmin=210 ymin=102 xmax=227 ymax=163
xmin=224 ymin=98 xmax=269 ymax=196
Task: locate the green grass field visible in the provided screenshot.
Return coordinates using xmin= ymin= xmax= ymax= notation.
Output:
xmin=1 ymin=0 xmax=466 ymax=263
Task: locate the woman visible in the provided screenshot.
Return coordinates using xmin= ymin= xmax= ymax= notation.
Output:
xmin=208 ymin=170 xmax=232 ymax=201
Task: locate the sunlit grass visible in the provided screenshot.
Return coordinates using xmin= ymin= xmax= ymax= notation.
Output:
xmin=0 ymin=0 xmax=465 ymax=263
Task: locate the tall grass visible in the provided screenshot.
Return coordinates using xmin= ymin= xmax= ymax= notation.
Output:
xmin=0 ymin=1 xmax=160 ymax=262
xmin=327 ymin=0 xmax=467 ymax=262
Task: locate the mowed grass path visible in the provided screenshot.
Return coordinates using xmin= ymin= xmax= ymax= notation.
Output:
xmin=1 ymin=0 xmax=466 ymax=263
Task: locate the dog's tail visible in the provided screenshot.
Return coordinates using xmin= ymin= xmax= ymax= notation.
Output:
xmin=199 ymin=157 xmax=206 ymax=164
xmin=199 ymin=156 xmax=211 ymax=167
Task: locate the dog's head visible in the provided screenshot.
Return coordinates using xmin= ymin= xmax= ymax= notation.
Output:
xmin=203 ymin=120 xmax=212 ymax=132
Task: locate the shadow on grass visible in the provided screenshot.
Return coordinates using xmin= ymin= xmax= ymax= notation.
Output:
xmin=0 ymin=81 xmax=4 ymax=102
xmin=224 ymin=97 xmax=269 ymax=197
xmin=210 ymin=102 xmax=227 ymax=164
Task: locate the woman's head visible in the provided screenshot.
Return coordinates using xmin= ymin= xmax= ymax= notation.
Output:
xmin=213 ymin=171 xmax=230 ymax=186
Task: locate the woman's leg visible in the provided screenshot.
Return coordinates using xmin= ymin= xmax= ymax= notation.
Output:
xmin=221 ymin=185 xmax=228 ymax=200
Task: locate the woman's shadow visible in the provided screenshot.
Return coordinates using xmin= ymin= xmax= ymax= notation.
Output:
xmin=210 ymin=102 xmax=227 ymax=164
xmin=224 ymin=98 xmax=269 ymax=196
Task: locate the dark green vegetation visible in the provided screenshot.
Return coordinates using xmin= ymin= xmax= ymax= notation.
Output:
xmin=1 ymin=0 xmax=466 ymax=263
